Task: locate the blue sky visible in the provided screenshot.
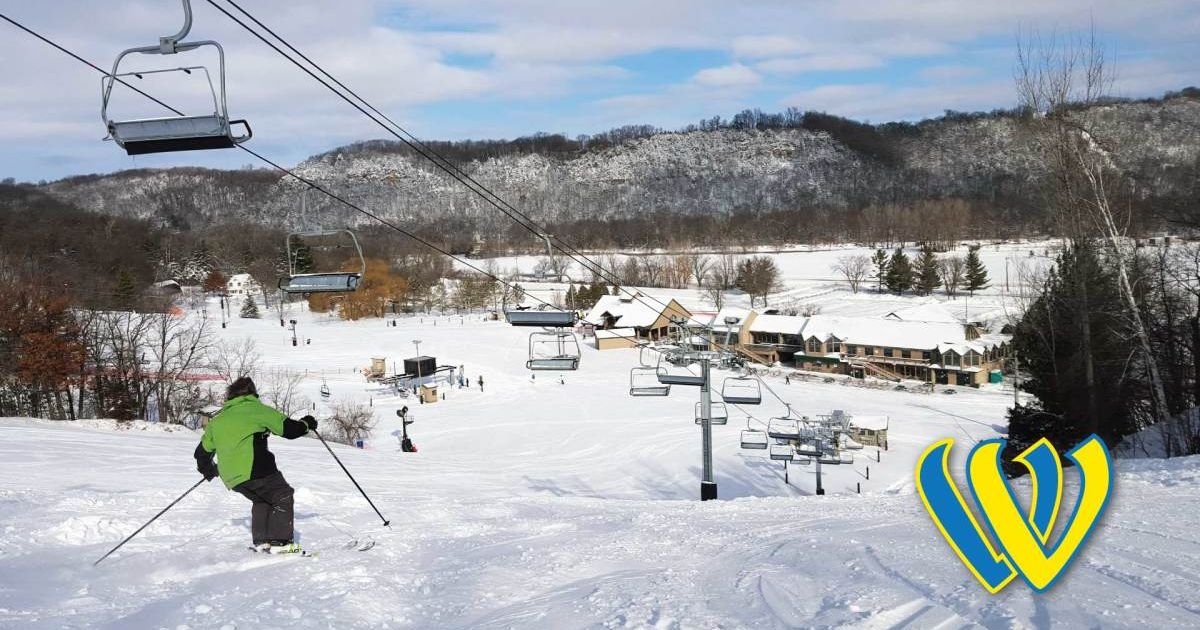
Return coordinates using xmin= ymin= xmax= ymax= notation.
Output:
xmin=1 ymin=0 xmax=1197 ymax=181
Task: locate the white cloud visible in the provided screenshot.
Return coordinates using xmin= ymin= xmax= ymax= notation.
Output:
xmin=692 ymin=63 xmax=761 ymax=88
xmin=756 ymin=53 xmax=884 ymax=74
xmin=730 ymin=35 xmax=811 ymax=59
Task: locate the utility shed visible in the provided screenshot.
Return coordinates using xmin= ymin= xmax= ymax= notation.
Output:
xmin=404 ymin=356 xmax=437 ymax=377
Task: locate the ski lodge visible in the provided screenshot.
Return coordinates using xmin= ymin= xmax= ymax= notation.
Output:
xmin=583 ymin=293 xmax=695 ymax=350
xmin=702 ymin=302 xmax=1011 ymax=386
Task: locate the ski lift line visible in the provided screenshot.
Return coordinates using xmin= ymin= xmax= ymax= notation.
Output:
xmin=201 ymin=0 xmax=813 ymax=381
xmin=0 ymin=15 xmax=569 ymax=317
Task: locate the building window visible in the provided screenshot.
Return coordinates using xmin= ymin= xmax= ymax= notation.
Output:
xmin=829 ymin=340 xmax=842 ymax=353
xmin=807 ymin=338 xmax=822 ymax=353
xmin=922 ymin=350 xmax=932 ymax=362
xmin=884 ymin=347 xmax=895 ymax=358
xmin=943 ymin=352 xmax=960 ymax=366
xmin=865 ymin=346 xmax=875 ymax=356
xmin=845 ymin=344 xmax=857 ymax=355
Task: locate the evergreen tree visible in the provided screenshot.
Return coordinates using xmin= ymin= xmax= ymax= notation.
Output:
xmin=115 ymin=270 xmax=138 ymax=311
xmin=1003 ymin=242 xmax=1139 ymax=475
xmin=240 ymin=295 xmax=261 ymax=319
xmin=871 ymin=249 xmax=889 ymax=293
xmin=884 ymin=248 xmax=912 ymax=295
xmin=964 ymin=245 xmax=990 ymax=295
xmin=913 ymin=244 xmax=942 ymax=296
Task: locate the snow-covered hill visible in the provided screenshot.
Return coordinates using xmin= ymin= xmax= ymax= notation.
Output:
xmin=38 ymin=95 xmax=1200 ymax=233
xmin=1 ymin=308 xmax=1198 ymax=628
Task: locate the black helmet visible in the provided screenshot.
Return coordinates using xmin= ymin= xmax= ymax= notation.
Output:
xmin=226 ymin=376 xmax=258 ymax=400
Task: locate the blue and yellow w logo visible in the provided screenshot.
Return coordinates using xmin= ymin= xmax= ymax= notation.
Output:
xmin=915 ymin=435 xmax=1113 ymax=593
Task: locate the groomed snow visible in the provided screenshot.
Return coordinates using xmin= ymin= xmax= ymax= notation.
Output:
xmin=1 ymin=305 xmax=1197 ymax=628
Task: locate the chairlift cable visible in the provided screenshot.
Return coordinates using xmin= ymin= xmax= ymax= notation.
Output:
xmin=0 ymin=13 xmax=565 ymax=318
xmin=202 ymin=1 xmax=797 ymax=378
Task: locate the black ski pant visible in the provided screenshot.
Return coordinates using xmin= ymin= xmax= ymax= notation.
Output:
xmin=233 ymin=471 xmax=294 ymax=545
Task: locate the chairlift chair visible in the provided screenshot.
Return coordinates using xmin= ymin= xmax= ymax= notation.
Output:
xmin=101 ymin=0 xmax=251 ymax=155
xmin=280 ymin=229 xmax=366 ymax=295
xmin=505 ymin=310 xmax=575 ymax=327
xmin=721 ymin=377 xmax=762 ymax=405
xmin=769 ymin=444 xmax=795 ymax=461
xmin=795 ymin=441 xmax=821 ymax=456
xmin=694 ymin=402 xmax=728 ymax=425
xmin=739 ymin=429 xmax=768 ymax=450
xmin=629 ymin=366 xmax=670 ymax=396
xmin=792 ymin=456 xmax=812 ymax=465
xmin=766 ymin=418 xmax=800 ymax=440
xmin=839 ymin=451 xmax=854 ymax=465
xmin=655 ymin=352 xmax=704 ymax=387
xmin=320 ymin=379 xmax=331 ymax=400
xmin=818 ymin=452 xmax=842 ymax=465
xmin=527 ymin=331 xmax=581 ymax=371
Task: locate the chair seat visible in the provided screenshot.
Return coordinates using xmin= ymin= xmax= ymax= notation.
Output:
xmin=281 ymin=273 xmax=361 ymax=293
xmin=110 ymin=115 xmax=235 ymax=155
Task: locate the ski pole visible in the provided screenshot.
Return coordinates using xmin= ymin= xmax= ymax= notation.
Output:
xmin=94 ymin=477 xmax=206 ymax=566
xmin=312 ymin=429 xmax=390 ymax=527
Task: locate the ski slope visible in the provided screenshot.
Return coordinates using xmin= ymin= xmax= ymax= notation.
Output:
xmin=1 ymin=308 xmax=1198 ymax=628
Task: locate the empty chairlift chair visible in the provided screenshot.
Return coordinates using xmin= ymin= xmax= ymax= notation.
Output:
xmin=694 ymin=402 xmax=728 ymax=425
xmin=279 ymin=229 xmax=366 ymax=295
xmin=656 ymin=353 xmax=704 ymax=387
xmin=527 ymin=332 xmax=581 ymax=371
xmin=721 ymin=377 xmax=762 ymax=405
xmin=101 ymin=0 xmax=251 ymax=155
xmin=767 ymin=418 xmax=800 ymax=440
xmin=629 ymin=366 xmax=670 ymax=396
xmin=740 ymin=429 xmax=769 ymax=450
xmin=769 ymin=443 xmax=795 ymax=461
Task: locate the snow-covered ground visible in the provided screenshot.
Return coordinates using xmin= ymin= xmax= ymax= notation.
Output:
xmin=2 ymin=300 xmax=1197 ymax=628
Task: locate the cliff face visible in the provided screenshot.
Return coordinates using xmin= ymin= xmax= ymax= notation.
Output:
xmin=40 ymin=95 xmax=1200 ymax=233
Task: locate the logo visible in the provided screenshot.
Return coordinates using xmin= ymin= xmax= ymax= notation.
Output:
xmin=914 ymin=435 xmax=1113 ymax=593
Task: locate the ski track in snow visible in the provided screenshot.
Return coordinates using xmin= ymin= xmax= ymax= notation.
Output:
xmin=1 ymin=300 xmax=1198 ymax=629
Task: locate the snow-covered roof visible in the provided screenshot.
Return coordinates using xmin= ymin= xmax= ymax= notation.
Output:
xmin=851 ymin=415 xmax=889 ymax=431
xmin=707 ymin=307 xmax=752 ymax=335
xmin=748 ymin=314 xmax=805 ymax=335
xmin=583 ymin=294 xmax=686 ymax=328
xmin=884 ymin=302 xmax=961 ymax=324
xmin=801 ymin=316 xmax=967 ymax=350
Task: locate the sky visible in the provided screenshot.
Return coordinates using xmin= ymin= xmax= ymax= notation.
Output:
xmin=1 ymin=0 xmax=1198 ymax=182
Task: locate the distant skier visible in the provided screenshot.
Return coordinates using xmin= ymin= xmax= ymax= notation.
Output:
xmin=477 ymin=375 xmax=484 ymax=392
xmin=194 ymin=376 xmax=317 ymax=554
xmin=785 ymin=375 xmax=791 ymax=385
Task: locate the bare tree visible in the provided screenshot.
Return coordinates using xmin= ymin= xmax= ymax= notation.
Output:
xmin=703 ymin=276 xmax=726 ymax=310
xmin=147 ymin=312 xmax=213 ymax=424
xmin=832 ymin=254 xmax=871 ymax=293
xmin=1016 ymin=27 xmax=1170 ymax=426
xmin=259 ymin=368 xmax=310 ymax=418
xmin=209 ymin=337 xmax=261 ymax=384
xmin=326 ymin=400 xmax=377 ymax=446
xmin=939 ymin=256 xmax=966 ymax=298
xmin=683 ymin=253 xmax=712 ymax=287
xmin=639 ymin=257 xmax=665 ymax=287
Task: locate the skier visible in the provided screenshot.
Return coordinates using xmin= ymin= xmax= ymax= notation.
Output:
xmin=785 ymin=374 xmax=791 ymax=385
xmin=194 ymin=376 xmax=317 ymax=554
xmin=477 ymin=375 xmax=484 ymax=392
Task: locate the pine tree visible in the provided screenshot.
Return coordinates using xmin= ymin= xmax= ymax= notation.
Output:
xmin=913 ymin=244 xmax=941 ymax=296
xmin=884 ymin=248 xmax=912 ymax=295
xmin=871 ymin=249 xmax=889 ymax=293
xmin=115 ymin=270 xmax=138 ymax=311
xmin=240 ymin=295 xmax=261 ymax=319
xmin=964 ymin=245 xmax=990 ymax=295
